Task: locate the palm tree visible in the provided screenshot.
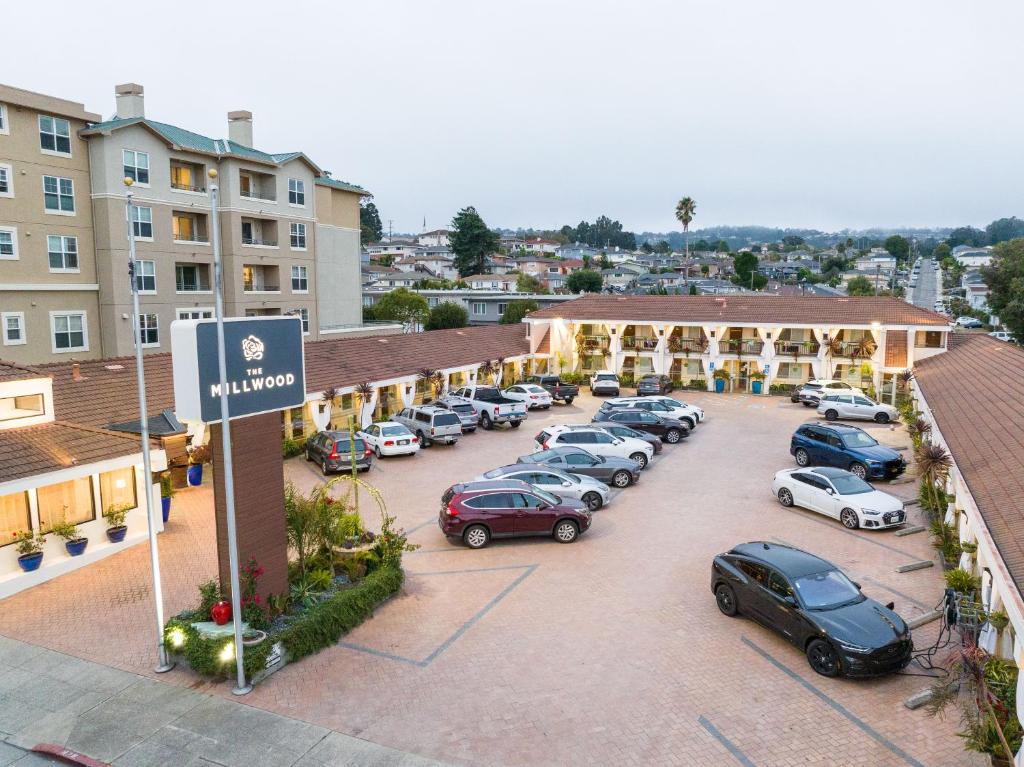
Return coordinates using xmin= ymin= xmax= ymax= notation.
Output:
xmin=417 ymin=368 xmax=438 ymax=400
xmin=431 ymin=370 xmax=447 ymax=398
xmin=354 ymin=382 xmax=375 ymax=425
xmin=916 ymin=442 xmax=953 ymax=518
xmin=675 ymin=197 xmax=697 ymax=264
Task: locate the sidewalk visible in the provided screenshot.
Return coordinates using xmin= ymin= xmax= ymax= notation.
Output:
xmin=0 ymin=635 xmax=446 ymax=767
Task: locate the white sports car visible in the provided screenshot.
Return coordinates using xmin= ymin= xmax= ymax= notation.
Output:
xmin=771 ymin=466 xmax=906 ymax=530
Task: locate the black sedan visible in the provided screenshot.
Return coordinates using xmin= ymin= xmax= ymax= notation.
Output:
xmin=592 ymin=408 xmax=689 ymax=444
xmin=636 ymin=374 xmax=674 ymax=396
xmin=711 ymin=542 xmax=912 ymax=677
xmin=516 ymin=446 xmax=640 ymax=488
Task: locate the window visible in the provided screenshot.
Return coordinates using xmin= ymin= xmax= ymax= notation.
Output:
xmin=135 ymin=260 xmax=156 ymax=292
xmin=38 ymin=115 xmax=71 ymax=154
xmin=122 ymin=150 xmax=150 ymax=184
xmin=176 ymin=308 xmax=213 ymax=320
xmin=0 ymin=163 xmax=12 ymax=197
xmin=43 ymin=175 xmax=74 ymax=213
xmin=99 ymin=467 xmax=138 ymax=512
xmin=138 ymin=313 xmax=159 ymax=346
xmin=498 ymin=303 xmax=508 ymax=315
xmin=299 ymin=308 xmax=309 ymax=334
xmin=0 ymin=492 xmax=31 ymax=544
xmin=2 ymin=313 xmax=25 ymax=345
xmin=37 ymin=477 xmax=95 ymax=529
xmin=131 ymin=206 xmax=153 ymax=238
xmin=175 ymin=264 xmax=210 ymax=292
xmin=472 ymin=302 xmax=486 ymax=315
xmin=288 ymin=178 xmax=305 ymax=205
xmin=735 ymin=559 xmax=769 ymax=586
xmin=173 ymin=214 xmax=196 ymax=241
xmin=47 ymin=235 xmax=78 ymax=272
xmin=290 ymin=222 xmax=306 ymax=249
xmin=767 ymin=570 xmax=795 ymax=600
xmin=51 ymin=312 xmax=87 ymax=352
xmin=0 ymin=103 xmax=7 ymax=134
xmin=291 ymin=265 xmax=308 ymax=292
xmin=0 ymin=227 xmax=17 ymax=260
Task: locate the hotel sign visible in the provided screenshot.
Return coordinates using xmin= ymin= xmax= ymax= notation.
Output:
xmin=171 ymin=316 xmax=306 ymax=423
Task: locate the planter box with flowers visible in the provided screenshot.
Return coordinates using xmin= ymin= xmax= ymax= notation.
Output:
xmin=12 ymin=530 xmax=47 ymax=572
xmin=104 ymin=503 xmax=130 ymax=543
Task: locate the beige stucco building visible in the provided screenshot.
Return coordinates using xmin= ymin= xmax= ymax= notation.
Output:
xmin=0 ymin=85 xmax=103 ymax=364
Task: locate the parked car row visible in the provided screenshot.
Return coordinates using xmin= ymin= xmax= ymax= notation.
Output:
xmin=789 ymin=379 xmax=899 ymax=424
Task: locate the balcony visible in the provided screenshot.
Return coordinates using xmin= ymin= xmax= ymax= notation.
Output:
xmin=170 ymin=161 xmax=206 ymax=193
xmin=621 ymin=336 xmax=659 ymax=351
xmin=172 ymin=212 xmax=209 ymax=244
xmin=774 ymin=340 xmax=820 ymax=357
xmin=719 ymin=339 xmax=764 ymax=355
xmin=241 ymin=217 xmax=278 ymax=248
xmin=828 ymin=339 xmax=877 ymax=358
xmin=668 ymin=336 xmax=708 ymax=354
xmin=578 ymin=334 xmax=610 ymax=352
xmin=243 ymin=264 xmax=280 ymax=293
xmin=239 ymin=171 xmax=276 ymax=202
xmin=175 ymin=264 xmax=211 ymax=293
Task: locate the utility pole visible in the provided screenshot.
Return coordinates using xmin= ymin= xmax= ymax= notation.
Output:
xmin=875 ymin=264 xmax=881 ymax=295
xmin=388 ymin=220 xmax=393 ymax=242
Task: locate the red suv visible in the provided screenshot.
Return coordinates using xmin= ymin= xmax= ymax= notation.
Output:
xmin=439 ymin=479 xmax=592 ymax=549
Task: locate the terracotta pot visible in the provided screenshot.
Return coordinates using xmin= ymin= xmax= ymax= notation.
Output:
xmin=210 ymin=600 xmax=232 ymax=626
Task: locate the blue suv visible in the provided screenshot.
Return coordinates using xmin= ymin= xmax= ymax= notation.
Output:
xmin=790 ymin=423 xmax=906 ymax=481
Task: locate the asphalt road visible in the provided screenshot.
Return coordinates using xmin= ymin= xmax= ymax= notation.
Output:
xmin=908 ymin=257 xmax=941 ymax=310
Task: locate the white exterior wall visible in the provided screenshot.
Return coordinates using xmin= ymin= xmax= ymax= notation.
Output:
xmin=315 ymin=223 xmax=361 ymax=329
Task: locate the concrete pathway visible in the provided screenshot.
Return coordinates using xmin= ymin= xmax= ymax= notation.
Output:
xmin=0 ymin=635 xmax=445 ymax=767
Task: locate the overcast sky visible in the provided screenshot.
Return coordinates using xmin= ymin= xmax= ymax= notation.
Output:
xmin=6 ymin=0 xmax=1021 ymax=234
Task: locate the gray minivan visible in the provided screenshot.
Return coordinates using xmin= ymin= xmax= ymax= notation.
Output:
xmin=394 ymin=405 xmax=463 ymax=447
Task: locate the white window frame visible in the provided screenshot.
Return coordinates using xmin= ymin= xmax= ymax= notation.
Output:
xmin=2 ymin=312 xmax=26 ymax=346
xmin=288 ymin=178 xmax=305 ymax=206
xmin=291 ymin=265 xmax=308 ymax=293
xmin=498 ymin=303 xmax=508 ymax=315
xmin=43 ymin=175 xmax=75 ymax=215
xmin=289 ymin=222 xmax=307 ymax=250
xmin=38 ymin=115 xmax=72 ymax=156
xmin=471 ymin=302 xmax=487 ymax=316
xmin=0 ymin=103 xmax=8 ymax=135
xmin=138 ymin=313 xmax=159 ymax=348
xmin=0 ymin=163 xmax=13 ymax=198
xmin=175 ymin=263 xmax=211 ymax=294
xmin=47 ymin=234 xmax=79 ymax=273
xmin=131 ymin=206 xmax=153 ymax=240
xmin=49 ymin=311 xmax=89 ymax=354
xmin=176 ymin=307 xmax=213 ymax=320
xmin=135 ymin=260 xmax=156 ymax=294
xmin=0 ymin=226 xmax=18 ymax=260
xmin=122 ymin=149 xmax=150 ymax=186
xmin=299 ymin=308 xmax=310 ymax=334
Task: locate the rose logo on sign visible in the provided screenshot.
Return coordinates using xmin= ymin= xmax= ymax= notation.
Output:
xmin=241 ymin=335 xmax=264 ymax=362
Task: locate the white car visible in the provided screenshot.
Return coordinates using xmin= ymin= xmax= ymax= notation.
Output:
xmin=817 ymin=393 xmax=899 ymax=424
xmin=359 ymin=421 xmax=420 ymax=457
xmin=988 ymin=331 xmax=1015 ymax=343
xmin=955 ymin=316 xmax=983 ymax=329
xmin=474 ymin=464 xmax=611 ymax=511
xmin=502 ymin=384 xmax=553 ymax=409
xmin=534 ymin=425 xmax=654 ymax=469
xmin=772 ymin=467 xmax=906 ymax=530
xmin=793 ymin=379 xmax=863 ymax=407
xmin=601 ymin=396 xmax=704 ymax=429
xmin=590 ymin=370 xmax=621 ymax=396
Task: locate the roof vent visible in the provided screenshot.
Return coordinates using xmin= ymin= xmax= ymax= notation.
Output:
xmin=105 ymin=364 xmax=124 ymax=371
xmin=376 ymin=338 xmax=389 ymax=343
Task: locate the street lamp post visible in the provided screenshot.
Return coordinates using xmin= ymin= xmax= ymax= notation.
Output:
xmin=124 ymin=178 xmax=174 ymax=674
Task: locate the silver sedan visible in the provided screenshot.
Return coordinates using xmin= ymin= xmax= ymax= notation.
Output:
xmin=473 ymin=463 xmax=611 ymax=511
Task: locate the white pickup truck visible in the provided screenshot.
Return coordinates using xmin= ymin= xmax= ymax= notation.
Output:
xmin=449 ymin=385 xmax=528 ymax=430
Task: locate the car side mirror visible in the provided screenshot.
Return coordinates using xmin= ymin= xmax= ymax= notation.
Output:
xmin=885 ymin=601 xmax=895 ymax=610
xmin=852 ymin=581 xmax=862 ymax=590
xmin=537 ymin=503 xmax=550 ymax=511
xmin=783 ymin=596 xmax=798 ymax=608
xmin=562 ymin=481 xmax=572 ymax=487
xmin=826 ymin=487 xmax=835 ymax=495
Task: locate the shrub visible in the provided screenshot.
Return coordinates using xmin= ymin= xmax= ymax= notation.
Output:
xmin=282 ymin=437 xmax=304 ymax=459
xmin=49 ymin=520 xmax=82 ymax=542
xmin=945 ymin=567 xmax=979 ymax=594
xmin=682 ymin=377 xmax=708 ymax=391
xmin=12 ymin=530 xmax=45 ymax=556
xmin=164 ymin=615 xmax=271 ymax=680
xmin=160 ymin=472 xmax=175 ymax=499
xmin=104 ymin=503 xmax=130 ymax=529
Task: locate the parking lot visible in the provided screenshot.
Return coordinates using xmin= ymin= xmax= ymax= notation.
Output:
xmin=0 ymin=391 xmax=979 ymax=766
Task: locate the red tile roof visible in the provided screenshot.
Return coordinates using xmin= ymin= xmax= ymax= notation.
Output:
xmin=527 ymin=295 xmax=950 ymax=326
xmin=0 ymin=361 xmax=47 ymax=383
xmin=885 ymin=330 xmax=907 ymax=368
xmin=914 ymin=333 xmax=1024 ymax=593
xmin=0 ymin=421 xmax=145 ymax=485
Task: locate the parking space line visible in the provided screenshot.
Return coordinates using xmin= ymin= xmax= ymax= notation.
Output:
xmin=338 ymin=564 xmax=538 ymax=667
xmin=740 ymin=636 xmax=926 ymax=767
xmin=697 ymin=716 xmax=757 ymax=766
xmin=771 ymin=504 xmax=927 ymax=562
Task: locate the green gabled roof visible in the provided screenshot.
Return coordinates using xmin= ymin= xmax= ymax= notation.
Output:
xmin=315 ymin=176 xmax=370 ymax=195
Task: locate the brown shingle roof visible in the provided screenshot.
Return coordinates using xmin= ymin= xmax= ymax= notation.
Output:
xmin=527 ymin=295 xmax=950 ymax=326
xmin=0 ymin=421 xmax=144 ymax=485
xmin=885 ymin=330 xmax=907 ymax=368
xmin=0 ymin=361 xmax=47 ymax=383
xmin=36 ymin=325 xmax=530 ymax=429
xmin=914 ymin=334 xmax=1024 ymax=593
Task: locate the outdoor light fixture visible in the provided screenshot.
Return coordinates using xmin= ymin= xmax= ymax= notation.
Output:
xmin=168 ymin=628 xmax=185 ymax=649
xmin=219 ymin=642 xmax=235 ymax=663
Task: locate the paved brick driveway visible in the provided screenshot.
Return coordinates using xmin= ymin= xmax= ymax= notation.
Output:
xmin=0 ymin=392 xmax=982 ymax=766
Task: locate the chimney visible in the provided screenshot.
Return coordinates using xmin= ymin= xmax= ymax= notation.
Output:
xmin=227 ymin=110 xmax=253 ymax=147
xmin=114 ymin=83 xmax=145 ymax=119
xmin=71 ymin=362 xmax=82 ymax=381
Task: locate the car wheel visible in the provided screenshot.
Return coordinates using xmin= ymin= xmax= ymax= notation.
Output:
xmin=824 ymin=409 xmax=839 ymax=421
xmin=849 ymin=462 xmax=868 ymax=480
xmin=665 ymin=429 xmax=681 ymax=444
xmin=630 ymin=452 xmax=648 ymax=469
xmin=463 ymin=525 xmax=490 ymax=549
xmin=305 ymin=449 xmax=312 ymax=462
xmin=840 ymin=508 xmax=859 ymax=529
xmin=802 ymin=401 xmax=814 ymax=408
xmin=565 ymin=398 xmax=574 ymax=406
xmin=416 ymin=430 xmax=430 ymax=448
xmin=611 ymin=470 xmax=631 ymax=488
xmin=682 ymin=417 xmax=696 ymax=430
xmin=481 ymin=412 xmax=493 ymax=430
xmin=510 ymin=421 xmax=521 ymax=429
xmin=582 ymin=492 xmax=603 ymax=511
xmin=874 ymin=412 xmax=890 ymax=424
xmin=806 ymin=639 xmax=842 ymax=677
xmin=777 ymin=487 xmax=794 ymax=507
xmin=321 ymin=459 xmax=330 ymax=476
xmin=794 ymin=448 xmax=810 ymax=467
xmin=553 ymin=520 xmax=579 ymax=543
xmin=715 ymin=583 xmax=738 ymax=616
xmin=791 ymin=396 xmax=800 ymax=403
xmin=375 ymin=446 xmax=382 ymax=458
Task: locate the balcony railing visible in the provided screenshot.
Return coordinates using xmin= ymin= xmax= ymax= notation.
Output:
xmin=242 ymin=236 xmax=278 ymax=247
xmin=171 ymin=181 xmax=206 ymax=193
xmin=578 ymin=334 xmax=610 ymax=351
xmin=240 ymin=189 xmax=276 ymax=202
xmin=774 ymin=340 xmax=820 ymax=356
xmin=829 ymin=340 xmax=877 ymax=357
xmin=243 ymin=282 xmax=280 ymax=293
xmin=719 ymin=339 xmax=764 ymax=355
xmin=668 ymin=337 xmax=708 ymax=354
xmin=621 ymin=336 xmax=659 ymax=351
xmin=173 ymin=232 xmax=209 ymax=243
xmin=176 ymin=280 xmax=211 ymax=292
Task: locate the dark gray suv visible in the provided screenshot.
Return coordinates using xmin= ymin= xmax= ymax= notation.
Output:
xmin=305 ymin=431 xmax=373 ymax=475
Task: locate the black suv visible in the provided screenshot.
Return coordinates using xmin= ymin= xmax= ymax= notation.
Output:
xmin=711 ymin=542 xmax=912 ymax=677
xmin=592 ymin=408 xmax=689 ymax=443
xmin=636 ymin=374 xmax=674 ymax=396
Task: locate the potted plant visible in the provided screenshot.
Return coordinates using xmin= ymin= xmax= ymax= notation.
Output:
xmin=749 ymin=370 xmax=766 ymax=395
xmin=160 ymin=472 xmax=175 ymax=523
xmin=945 ymin=567 xmax=980 ymax=597
xmin=713 ymin=368 xmax=732 ymax=393
xmin=50 ymin=519 xmax=88 ymax=557
xmin=104 ymin=503 xmax=130 ymax=543
xmin=187 ymin=444 xmax=211 ymax=487
xmin=961 ymin=541 xmax=978 ymax=556
xmin=988 ymin=610 xmax=1011 ymax=633
xmin=13 ymin=530 xmax=46 ymax=571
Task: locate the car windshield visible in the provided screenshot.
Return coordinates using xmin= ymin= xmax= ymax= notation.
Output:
xmin=793 ymin=569 xmax=863 ymax=610
xmin=532 ymin=488 xmax=560 ymax=505
xmin=381 ymin=426 xmax=409 ymax=437
xmin=524 ymin=451 xmax=550 ymax=462
xmin=828 ymin=474 xmax=874 ymax=495
xmin=639 ymin=376 xmax=657 ymax=383
xmin=595 ymin=374 xmax=617 ymax=381
xmin=334 ymin=439 xmax=365 ymax=452
xmin=841 ymin=432 xmax=878 ymax=448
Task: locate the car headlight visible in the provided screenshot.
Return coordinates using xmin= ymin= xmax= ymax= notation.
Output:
xmin=860 ymin=508 xmax=880 ymax=516
xmin=838 ymin=641 xmax=873 ymax=654
xmin=866 ymin=460 xmax=880 ymax=465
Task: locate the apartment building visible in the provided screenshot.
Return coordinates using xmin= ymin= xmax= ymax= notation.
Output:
xmin=0 ymin=84 xmax=103 ymax=364
xmin=315 ymin=175 xmax=367 ymax=332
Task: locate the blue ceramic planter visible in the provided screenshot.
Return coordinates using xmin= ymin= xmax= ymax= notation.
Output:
xmin=161 ymin=496 xmax=172 ymax=523
xmin=107 ymin=526 xmax=128 ymax=543
xmin=715 ymin=378 xmax=726 ymax=393
xmin=187 ymin=464 xmax=203 ymax=486
xmin=65 ymin=538 xmax=88 ymax=557
xmin=752 ymin=380 xmax=763 ymax=395
xmin=18 ymin=552 xmax=43 ymax=572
